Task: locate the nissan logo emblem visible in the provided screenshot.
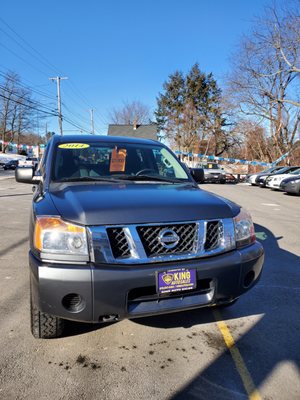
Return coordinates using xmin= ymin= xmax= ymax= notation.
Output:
xmin=158 ymin=229 xmax=180 ymax=249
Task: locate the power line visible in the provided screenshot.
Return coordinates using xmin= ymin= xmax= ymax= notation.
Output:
xmin=0 ymin=70 xmax=57 ymax=102
xmin=62 ymin=82 xmax=107 ymax=129
xmin=0 ymin=82 xmax=90 ymax=133
xmin=0 ymin=80 xmax=57 ymax=109
xmin=0 ymin=19 xmax=106 ymax=133
xmin=61 ymin=102 xmax=91 ymax=132
xmin=0 ymin=93 xmax=57 ymax=117
xmin=0 ymin=41 xmax=51 ymax=78
xmin=62 ymin=115 xmax=92 ymax=134
xmin=0 ymin=90 xmax=90 ymax=134
xmin=0 ymin=17 xmax=60 ymax=76
xmin=0 ymin=84 xmax=57 ymax=114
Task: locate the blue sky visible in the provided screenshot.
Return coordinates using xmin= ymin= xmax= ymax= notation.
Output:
xmin=0 ymin=0 xmax=284 ymax=136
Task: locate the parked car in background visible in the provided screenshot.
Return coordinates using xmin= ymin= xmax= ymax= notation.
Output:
xmin=280 ymin=175 xmax=300 ymax=195
xmin=190 ymin=162 xmax=226 ymax=184
xmin=246 ymin=166 xmax=283 ymax=186
xmin=266 ymin=168 xmax=300 ymax=190
xmin=3 ymin=160 xmax=19 ymax=170
xmin=255 ymin=166 xmax=299 ymax=187
xmin=18 ymin=157 xmax=39 ymax=170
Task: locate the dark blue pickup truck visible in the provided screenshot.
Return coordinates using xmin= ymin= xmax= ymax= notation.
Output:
xmin=16 ymin=135 xmax=264 ymax=338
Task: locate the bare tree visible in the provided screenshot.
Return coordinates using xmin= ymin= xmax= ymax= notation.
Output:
xmin=273 ymin=3 xmax=300 ymax=104
xmin=0 ymin=72 xmax=34 ymax=152
xmin=226 ymin=3 xmax=300 ymax=159
xmin=109 ymin=100 xmax=151 ymax=125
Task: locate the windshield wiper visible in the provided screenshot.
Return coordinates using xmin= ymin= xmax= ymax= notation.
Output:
xmin=57 ymin=175 xmax=189 ymax=184
xmin=57 ymin=176 xmax=123 ymax=183
xmin=116 ymin=175 xmax=187 ymax=184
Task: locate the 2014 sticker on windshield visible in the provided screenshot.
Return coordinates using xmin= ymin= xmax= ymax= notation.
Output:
xmin=58 ymin=143 xmax=90 ymax=149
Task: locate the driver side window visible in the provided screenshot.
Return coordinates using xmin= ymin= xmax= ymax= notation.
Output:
xmin=153 ymin=149 xmax=175 ymax=178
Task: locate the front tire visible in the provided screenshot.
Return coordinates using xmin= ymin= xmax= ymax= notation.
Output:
xmin=30 ymin=285 xmax=65 ymax=339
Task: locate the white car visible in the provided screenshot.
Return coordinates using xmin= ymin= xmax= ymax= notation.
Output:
xmin=246 ymin=166 xmax=283 ymax=185
xmin=266 ymin=168 xmax=300 ymax=189
xmin=194 ymin=162 xmax=226 ymax=183
xmin=18 ymin=157 xmax=39 ymax=170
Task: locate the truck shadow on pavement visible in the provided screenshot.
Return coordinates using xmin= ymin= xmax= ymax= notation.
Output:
xmin=0 ymin=193 xmax=32 ymax=198
xmin=140 ymin=223 xmax=299 ymax=399
xmin=65 ymin=223 xmax=300 ymax=399
xmin=0 ymin=237 xmax=28 ymax=258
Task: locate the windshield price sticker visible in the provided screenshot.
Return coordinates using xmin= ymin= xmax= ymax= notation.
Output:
xmin=109 ymin=148 xmax=127 ymax=172
xmin=58 ymin=143 xmax=90 ymax=149
xmin=158 ymin=268 xmax=196 ymax=294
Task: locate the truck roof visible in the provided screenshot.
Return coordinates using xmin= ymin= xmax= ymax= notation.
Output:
xmin=51 ymin=134 xmax=159 ymax=146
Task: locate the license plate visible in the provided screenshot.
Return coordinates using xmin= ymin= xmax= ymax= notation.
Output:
xmin=157 ymin=268 xmax=197 ymax=294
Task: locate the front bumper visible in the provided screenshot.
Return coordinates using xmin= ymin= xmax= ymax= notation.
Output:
xmin=266 ymin=181 xmax=280 ymax=189
xmin=246 ymin=176 xmax=257 ymax=185
xmin=29 ymin=242 xmax=264 ymax=323
xmin=256 ymin=178 xmax=267 ymax=186
xmin=280 ymin=182 xmax=300 ymax=194
xmin=204 ymin=173 xmax=226 ymax=183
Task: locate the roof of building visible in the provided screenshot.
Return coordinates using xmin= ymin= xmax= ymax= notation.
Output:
xmin=107 ymin=124 xmax=158 ymax=140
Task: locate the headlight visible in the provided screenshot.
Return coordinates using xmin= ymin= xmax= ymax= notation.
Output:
xmin=233 ymin=209 xmax=256 ymax=248
xmin=34 ymin=216 xmax=88 ymax=256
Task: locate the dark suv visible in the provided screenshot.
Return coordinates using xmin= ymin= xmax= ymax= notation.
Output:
xmin=3 ymin=159 xmax=19 ymax=170
xmin=16 ymin=135 xmax=264 ymax=338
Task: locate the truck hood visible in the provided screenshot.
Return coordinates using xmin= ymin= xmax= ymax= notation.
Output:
xmin=47 ymin=182 xmax=240 ymax=226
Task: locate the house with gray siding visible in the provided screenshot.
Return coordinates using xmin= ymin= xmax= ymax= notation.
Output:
xmin=107 ymin=123 xmax=158 ymax=141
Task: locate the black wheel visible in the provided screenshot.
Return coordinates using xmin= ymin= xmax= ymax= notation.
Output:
xmin=30 ymin=284 xmax=64 ymax=339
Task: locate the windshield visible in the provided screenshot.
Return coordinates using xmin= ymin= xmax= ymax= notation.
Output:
xmin=274 ymin=167 xmax=291 ymax=174
xmin=290 ymin=168 xmax=300 ymax=175
xmin=52 ymin=141 xmax=189 ymax=182
xmin=264 ymin=166 xmax=280 ymax=173
xmin=196 ymin=163 xmax=221 ymax=169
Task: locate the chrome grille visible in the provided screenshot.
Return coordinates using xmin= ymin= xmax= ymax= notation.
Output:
xmin=90 ymin=218 xmax=235 ymax=264
xmin=137 ymin=223 xmax=197 ymax=257
xmin=205 ymin=221 xmax=223 ymax=251
xmin=106 ymin=228 xmax=131 ymax=258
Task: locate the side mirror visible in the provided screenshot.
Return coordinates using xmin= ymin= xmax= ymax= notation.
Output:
xmin=190 ymin=168 xmax=204 ymax=183
xmin=15 ymin=167 xmax=42 ymax=184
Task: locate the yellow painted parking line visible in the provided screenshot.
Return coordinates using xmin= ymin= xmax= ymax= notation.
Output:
xmin=213 ymin=309 xmax=262 ymax=400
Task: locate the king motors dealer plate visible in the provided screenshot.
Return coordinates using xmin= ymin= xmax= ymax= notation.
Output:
xmin=158 ymin=268 xmax=197 ymax=294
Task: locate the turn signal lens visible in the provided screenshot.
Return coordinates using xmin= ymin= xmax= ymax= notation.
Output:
xmin=233 ymin=209 xmax=256 ymax=248
xmin=34 ymin=217 xmax=88 ymax=255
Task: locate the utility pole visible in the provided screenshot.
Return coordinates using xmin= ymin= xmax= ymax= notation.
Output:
xmin=49 ymin=76 xmax=68 ymax=135
xmin=90 ymin=109 xmax=95 ymax=134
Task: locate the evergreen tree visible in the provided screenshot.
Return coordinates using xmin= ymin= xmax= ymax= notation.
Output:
xmin=155 ymin=64 xmax=225 ymax=154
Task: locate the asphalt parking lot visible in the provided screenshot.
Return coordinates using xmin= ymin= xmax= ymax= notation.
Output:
xmin=0 ymin=173 xmax=299 ymax=400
